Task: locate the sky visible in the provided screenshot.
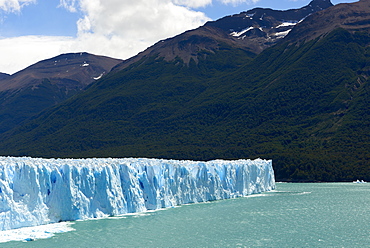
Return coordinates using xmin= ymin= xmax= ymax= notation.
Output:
xmin=0 ymin=0 xmax=358 ymax=74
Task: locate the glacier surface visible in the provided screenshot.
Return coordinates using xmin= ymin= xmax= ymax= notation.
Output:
xmin=0 ymin=157 xmax=275 ymax=231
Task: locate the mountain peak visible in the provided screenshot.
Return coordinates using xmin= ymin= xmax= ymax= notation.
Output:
xmin=113 ymin=0 xmax=333 ymax=72
xmin=0 ymin=52 xmax=122 ymax=92
xmin=0 ymin=53 xmax=122 ymax=134
xmin=203 ymin=0 xmax=333 ymax=53
xmin=0 ymin=72 xmax=10 ymax=81
xmin=309 ymin=0 xmax=333 ymax=8
xmin=285 ymin=0 xmax=370 ymax=43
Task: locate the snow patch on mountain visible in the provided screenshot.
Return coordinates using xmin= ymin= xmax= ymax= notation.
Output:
xmin=276 ymin=21 xmax=298 ymax=29
xmin=230 ymin=27 xmax=254 ymax=37
xmin=93 ymin=73 xmax=104 ymax=80
xmin=274 ymin=29 xmax=292 ymax=38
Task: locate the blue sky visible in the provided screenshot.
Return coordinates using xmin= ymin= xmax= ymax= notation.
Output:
xmin=0 ymin=0 xmax=358 ymax=74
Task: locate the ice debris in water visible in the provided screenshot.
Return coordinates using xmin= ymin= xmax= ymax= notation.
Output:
xmin=0 ymin=157 xmax=275 ymax=231
xmin=0 ymin=222 xmax=75 ymax=243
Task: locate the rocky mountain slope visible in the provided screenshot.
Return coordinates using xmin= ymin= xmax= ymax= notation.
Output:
xmin=113 ymin=0 xmax=333 ymax=72
xmin=0 ymin=73 xmax=10 ymax=80
xmin=286 ymin=0 xmax=370 ymax=43
xmin=1 ymin=0 xmax=369 ymax=182
xmin=205 ymin=0 xmax=333 ymax=52
xmin=0 ymin=53 xmax=122 ymax=133
xmin=0 ymin=0 xmax=330 ymax=135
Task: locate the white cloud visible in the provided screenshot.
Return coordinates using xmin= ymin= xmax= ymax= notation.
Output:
xmin=172 ymin=0 xmax=212 ymax=8
xmin=69 ymin=0 xmax=210 ymax=57
xmin=72 ymin=0 xmax=210 ymax=40
xmin=0 ymin=36 xmax=75 ymax=74
xmin=0 ymin=0 xmax=262 ymax=74
xmin=0 ymin=0 xmax=212 ymax=74
xmin=219 ymin=0 xmax=260 ymax=6
xmin=0 ymin=0 xmax=35 ymax=12
xmin=58 ymin=0 xmax=78 ymax=12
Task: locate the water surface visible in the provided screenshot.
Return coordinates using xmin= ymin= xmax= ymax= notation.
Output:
xmin=3 ymin=183 xmax=369 ymax=247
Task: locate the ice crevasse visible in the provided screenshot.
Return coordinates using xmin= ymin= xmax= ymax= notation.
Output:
xmin=0 ymin=157 xmax=275 ymax=231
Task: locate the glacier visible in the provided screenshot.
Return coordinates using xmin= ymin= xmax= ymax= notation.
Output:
xmin=0 ymin=157 xmax=275 ymax=231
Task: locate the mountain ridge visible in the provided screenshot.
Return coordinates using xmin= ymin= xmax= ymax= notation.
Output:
xmin=0 ymin=52 xmax=122 ymax=133
xmin=1 ymin=0 xmax=369 ymax=182
xmin=0 ymin=73 xmax=10 ymax=80
xmin=286 ymin=0 xmax=370 ymax=43
xmin=0 ymin=52 xmax=122 ymax=92
xmin=112 ymin=0 xmax=333 ymax=72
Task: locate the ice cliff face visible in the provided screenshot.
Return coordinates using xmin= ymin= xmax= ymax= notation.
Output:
xmin=0 ymin=157 xmax=275 ymax=231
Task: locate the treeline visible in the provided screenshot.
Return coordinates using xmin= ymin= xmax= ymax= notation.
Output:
xmin=1 ymin=29 xmax=370 ymax=182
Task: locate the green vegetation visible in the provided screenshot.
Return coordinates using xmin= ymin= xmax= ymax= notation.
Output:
xmin=1 ymin=29 xmax=370 ymax=182
xmin=0 ymin=79 xmax=81 ymax=133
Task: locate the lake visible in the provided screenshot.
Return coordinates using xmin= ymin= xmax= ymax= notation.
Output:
xmin=2 ymin=183 xmax=369 ymax=247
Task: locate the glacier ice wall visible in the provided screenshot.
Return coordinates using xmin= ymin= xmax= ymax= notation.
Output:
xmin=0 ymin=157 xmax=275 ymax=231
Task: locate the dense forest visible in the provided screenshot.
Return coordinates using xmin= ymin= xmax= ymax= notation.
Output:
xmin=1 ymin=28 xmax=370 ymax=182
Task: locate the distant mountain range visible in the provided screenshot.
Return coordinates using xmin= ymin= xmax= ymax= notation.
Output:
xmin=1 ymin=0 xmax=369 ymax=182
xmin=113 ymin=0 xmax=333 ymax=72
xmin=0 ymin=53 xmax=122 ymax=133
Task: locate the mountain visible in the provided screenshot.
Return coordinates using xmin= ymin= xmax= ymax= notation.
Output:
xmin=0 ymin=53 xmax=122 ymax=133
xmin=205 ymin=0 xmax=333 ymax=52
xmin=113 ymin=0 xmax=333 ymax=72
xmin=1 ymin=0 xmax=369 ymax=182
xmin=286 ymin=0 xmax=370 ymax=43
xmin=0 ymin=73 xmax=10 ymax=80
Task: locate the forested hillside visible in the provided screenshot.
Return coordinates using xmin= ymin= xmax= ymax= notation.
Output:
xmin=1 ymin=0 xmax=369 ymax=182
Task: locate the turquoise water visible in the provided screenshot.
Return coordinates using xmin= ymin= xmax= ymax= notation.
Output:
xmin=3 ymin=183 xmax=370 ymax=247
